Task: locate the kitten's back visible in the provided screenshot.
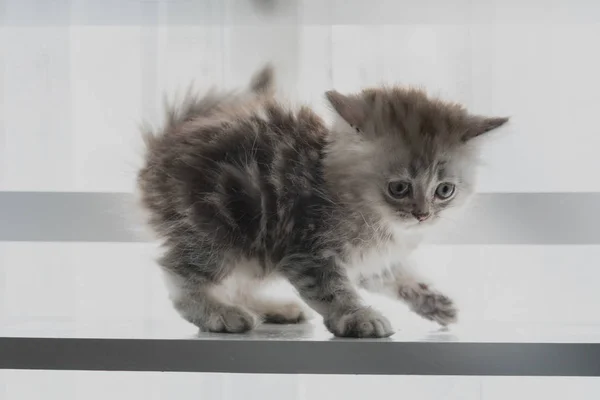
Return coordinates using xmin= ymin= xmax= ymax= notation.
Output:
xmin=137 ymin=67 xmax=329 ymax=266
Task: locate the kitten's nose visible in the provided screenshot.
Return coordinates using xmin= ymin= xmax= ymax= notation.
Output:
xmin=412 ymin=212 xmax=431 ymax=221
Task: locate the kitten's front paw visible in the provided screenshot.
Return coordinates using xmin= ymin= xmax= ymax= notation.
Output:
xmin=325 ymin=307 xmax=394 ymax=338
xmin=414 ymin=290 xmax=458 ymax=326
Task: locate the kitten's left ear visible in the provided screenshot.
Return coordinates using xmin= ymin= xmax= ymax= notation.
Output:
xmin=325 ymin=90 xmax=367 ymax=130
xmin=463 ymin=115 xmax=509 ymax=141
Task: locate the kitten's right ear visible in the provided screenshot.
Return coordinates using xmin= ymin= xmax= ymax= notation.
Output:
xmin=463 ymin=115 xmax=509 ymax=141
xmin=325 ymin=90 xmax=367 ymax=130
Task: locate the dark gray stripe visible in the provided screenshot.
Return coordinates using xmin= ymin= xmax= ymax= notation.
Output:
xmin=0 ymin=192 xmax=599 ymax=244
xmin=0 ymin=192 xmax=145 ymax=243
xmin=429 ymin=192 xmax=600 ymax=245
xmin=1 ymin=337 xmax=599 ymax=376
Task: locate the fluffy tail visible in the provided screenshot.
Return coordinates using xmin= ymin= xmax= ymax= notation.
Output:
xmin=142 ymin=64 xmax=276 ymax=148
xmin=248 ymin=63 xmax=276 ymax=96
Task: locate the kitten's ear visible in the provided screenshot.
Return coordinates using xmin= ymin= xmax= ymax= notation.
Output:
xmin=325 ymin=90 xmax=367 ymax=129
xmin=463 ymin=115 xmax=509 ymax=141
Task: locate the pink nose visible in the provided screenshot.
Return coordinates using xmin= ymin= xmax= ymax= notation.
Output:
xmin=412 ymin=212 xmax=430 ymax=221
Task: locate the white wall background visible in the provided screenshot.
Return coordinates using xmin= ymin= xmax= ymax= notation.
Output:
xmin=1 ymin=0 xmax=600 ymax=398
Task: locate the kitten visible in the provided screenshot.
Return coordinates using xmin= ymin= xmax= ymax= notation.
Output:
xmin=137 ymin=65 xmax=508 ymax=338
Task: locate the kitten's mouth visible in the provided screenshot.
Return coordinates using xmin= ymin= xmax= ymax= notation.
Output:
xmin=395 ymin=212 xmax=420 ymax=225
xmin=418 ymin=214 xmax=439 ymax=225
xmin=396 ymin=211 xmax=437 ymax=226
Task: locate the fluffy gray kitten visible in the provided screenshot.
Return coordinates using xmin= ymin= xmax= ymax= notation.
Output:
xmin=138 ymin=65 xmax=508 ymax=338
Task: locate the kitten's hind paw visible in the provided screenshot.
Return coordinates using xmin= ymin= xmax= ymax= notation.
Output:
xmin=262 ymin=302 xmax=308 ymax=324
xmin=325 ymin=307 xmax=394 ymax=338
xmin=202 ymin=306 xmax=258 ymax=333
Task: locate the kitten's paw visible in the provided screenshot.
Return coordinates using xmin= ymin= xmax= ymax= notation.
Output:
xmin=325 ymin=307 xmax=394 ymax=338
xmin=414 ymin=289 xmax=458 ymax=326
xmin=263 ymin=302 xmax=308 ymax=324
xmin=203 ymin=306 xmax=258 ymax=333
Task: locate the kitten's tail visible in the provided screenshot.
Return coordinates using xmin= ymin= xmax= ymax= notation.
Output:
xmin=141 ymin=64 xmax=276 ymax=149
xmin=248 ymin=63 xmax=276 ymax=96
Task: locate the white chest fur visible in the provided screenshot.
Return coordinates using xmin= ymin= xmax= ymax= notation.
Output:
xmin=339 ymin=230 xmax=423 ymax=284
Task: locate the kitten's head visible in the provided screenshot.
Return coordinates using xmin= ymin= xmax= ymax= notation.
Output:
xmin=324 ymin=87 xmax=508 ymax=229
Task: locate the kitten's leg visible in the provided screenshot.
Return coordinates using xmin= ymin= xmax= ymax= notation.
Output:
xmin=281 ymin=255 xmax=394 ymax=338
xmin=160 ymin=251 xmax=259 ymax=333
xmin=361 ymin=267 xmax=458 ymax=326
xmin=397 ymin=279 xmax=458 ymax=326
xmin=164 ymin=271 xmax=259 ymax=333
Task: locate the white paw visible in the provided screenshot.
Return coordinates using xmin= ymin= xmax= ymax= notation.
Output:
xmin=325 ymin=307 xmax=394 ymax=338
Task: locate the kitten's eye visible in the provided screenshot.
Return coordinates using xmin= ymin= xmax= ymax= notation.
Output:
xmin=388 ymin=181 xmax=411 ymax=198
xmin=435 ymin=183 xmax=455 ymax=199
